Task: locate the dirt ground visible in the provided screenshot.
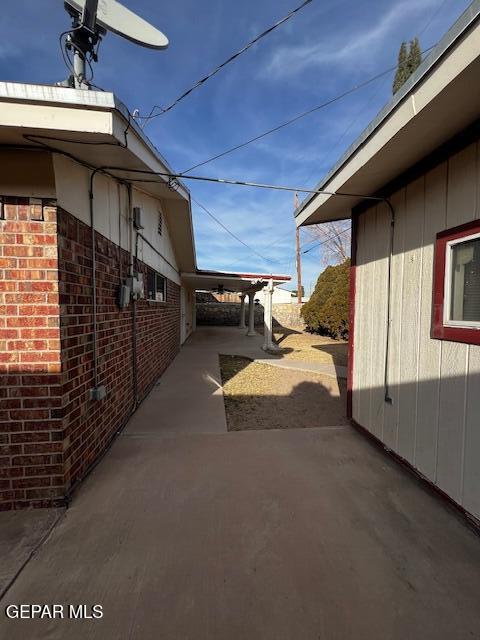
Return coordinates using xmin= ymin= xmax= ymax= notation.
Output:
xmin=219 ymin=355 xmax=349 ymax=431
xmin=271 ymin=328 xmax=348 ymax=365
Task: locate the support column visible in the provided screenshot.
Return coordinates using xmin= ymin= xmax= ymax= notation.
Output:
xmin=263 ymin=279 xmax=276 ymax=351
xmin=239 ymin=293 xmax=246 ymax=329
xmin=246 ymin=291 xmax=256 ymax=336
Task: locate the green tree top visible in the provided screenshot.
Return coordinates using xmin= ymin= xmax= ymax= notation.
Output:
xmin=393 ymin=41 xmax=408 ymax=94
xmin=393 ymin=38 xmax=422 ymax=95
xmin=407 ymin=37 xmax=422 ymax=75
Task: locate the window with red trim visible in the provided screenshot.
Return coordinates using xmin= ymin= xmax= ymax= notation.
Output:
xmin=432 ymin=218 xmax=480 ymax=345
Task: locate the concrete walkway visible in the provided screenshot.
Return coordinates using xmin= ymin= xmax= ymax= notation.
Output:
xmin=189 ymin=325 xmax=347 ymax=378
xmin=1 ymin=328 xmax=480 ymax=639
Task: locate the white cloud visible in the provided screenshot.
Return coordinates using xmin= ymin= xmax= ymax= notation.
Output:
xmin=262 ymin=0 xmax=437 ymax=79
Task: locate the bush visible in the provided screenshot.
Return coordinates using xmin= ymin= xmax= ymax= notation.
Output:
xmin=301 ymin=259 xmax=350 ymax=339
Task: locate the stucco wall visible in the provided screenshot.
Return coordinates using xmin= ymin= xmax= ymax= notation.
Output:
xmin=353 ymin=140 xmax=480 ymax=520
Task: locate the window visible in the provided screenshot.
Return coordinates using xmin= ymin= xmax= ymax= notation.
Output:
xmin=146 ymin=269 xmax=167 ymax=303
xmin=432 ymin=219 xmax=480 ymax=345
xmin=158 ymin=211 xmax=163 ymax=235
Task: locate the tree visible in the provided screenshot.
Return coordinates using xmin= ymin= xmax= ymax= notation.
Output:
xmin=301 ymin=259 xmax=350 ymax=339
xmin=393 ymin=41 xmax=408 ymax=94
xmin=304 ymin=220 xmax=351 ymax=266
xmin=393 ymin=38 xmax=422 ymax=95
xmin=407 ymin=37 xmax=422 ymax=76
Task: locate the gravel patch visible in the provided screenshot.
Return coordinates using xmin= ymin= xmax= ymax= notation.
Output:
xmin=219 ymin=354 xmax=349 ymax=432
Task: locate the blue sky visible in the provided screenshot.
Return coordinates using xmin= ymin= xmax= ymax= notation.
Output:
xmin=0 ymin=0 xmax=472 ymax=292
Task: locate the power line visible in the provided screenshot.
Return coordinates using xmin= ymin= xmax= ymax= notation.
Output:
xmin=303 ymin=226 xmax=351 ymax=254
xmin=180 ymin=44 xmax=436 ymax=174
xmin=139 ymin=0 xmax=313 ymax=125
xmin=96 ymin=165 xmax=388 ymax=199
xmin=191 ymin=196 xmax=281 ymax=266
xmin=302 ymin=1 xmax=448 ymax=185
xmin=419 ymin=0 xmax=451 ymax=37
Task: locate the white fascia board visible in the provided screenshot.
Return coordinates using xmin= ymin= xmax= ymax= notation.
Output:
xmin=0 ymin=81 xmax=116 ymax=109
xmin=0 ymin=100 xmax=113 ymax=135
xmin=0 ymin=82 xmax=189 ymax=202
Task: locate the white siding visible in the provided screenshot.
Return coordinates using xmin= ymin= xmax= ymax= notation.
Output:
xmin=180 ymin=286 xmax=195 ymax=344
xmin=53 ymin=155 xmax=180 ymax=284
xmin=353 ymin=141 xmax=480 ymax=519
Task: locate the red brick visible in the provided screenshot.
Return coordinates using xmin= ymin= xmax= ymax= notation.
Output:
xmin=20 ymin=352 xmax=60 ymax=363
xmin=19 ymin=305 xmax=59 ymax=316
xmin=7 ymin=317 xmax=48 ymax=327
xmin=8 ymin=340 xmax=49 ymax=351
xmin=18 ymin=259 xmax=58 ymax=270
xmin=4 ymin=270 xmax=46 ymax=280
xmin=12 ymin=477 xmax=51 ymax=489
xmin=0 ymin=281 xmax=17 ymax=292
xmin=0 ymin=258 xmax=17 ymax=268
xmin=5 ymin=293 xmax=47 ymax=304
xmin=19 ymin=328 xmax=59 ymax=339
xmin=0 ymin=205 xmax=181 ymax=511
xmin=18 ymin=281 xmax=57 ymax=292
xmin=22 ymin=375 xmax=62 ymax=386
xmin=3 ymin=246 xmax=44 ymax=257
xmin=10 ymin=409 xmax=50 ymax=421
xmin=0 ymin=329 xmax=18 ymax=339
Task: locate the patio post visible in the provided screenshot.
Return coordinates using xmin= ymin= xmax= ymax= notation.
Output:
xmin=263 ymin=279 xmax=276 ymax=351
xmin=246 ymin=291 xmax=256 ymax=336
xmin=239 ymin=293 xmax=246 ymax=329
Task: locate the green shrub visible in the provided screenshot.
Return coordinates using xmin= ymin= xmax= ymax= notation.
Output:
xmin=301 ymin=259 xmax=350 ymax=339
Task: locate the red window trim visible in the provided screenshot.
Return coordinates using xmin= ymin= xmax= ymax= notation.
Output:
xmin=432 ymin=217 xmax=480 ymax=345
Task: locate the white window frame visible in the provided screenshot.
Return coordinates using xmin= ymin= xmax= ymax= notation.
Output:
xmin=443 ymin=230 xmax=480 ymax=329
xmin=155 ymin=274 xmax=166 ymax=302
xmin=146 ymin=269 xmax=167 ymax=303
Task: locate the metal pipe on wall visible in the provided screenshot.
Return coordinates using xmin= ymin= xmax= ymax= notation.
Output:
xmin=383 ymin=199 xmax=396 ymax=404
xmin=88 ymin=168 xmax=101 ymax=397
xmin=128 ymin=184 xmax=139 ymax=408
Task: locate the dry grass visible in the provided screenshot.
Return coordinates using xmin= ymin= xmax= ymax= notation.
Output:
xmin=219 ymin=354 xmax=348 ymax=432
xmin=272 ymin=329 xmax=348 ymax=366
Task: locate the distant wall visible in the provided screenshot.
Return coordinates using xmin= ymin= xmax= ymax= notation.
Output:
xmin=271 ymin=303 xmax=305 ymax=329
xmin=196 ymin=302 xmax=263 ymax=326
xmin=196 ymin=302 xmax=305 ymax=329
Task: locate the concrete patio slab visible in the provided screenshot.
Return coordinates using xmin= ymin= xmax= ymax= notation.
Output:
xmin=1 ymin=427 xmax=480 ymax=639
xmin=126 ymin=343 xmax=227 ymax=436
xmin=0 ymin=508 xmax=63 ymax=599
xmin=1 ymin=327 xmax=479 ymax=639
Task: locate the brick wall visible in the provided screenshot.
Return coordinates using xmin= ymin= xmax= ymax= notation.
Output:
xmin=1 ymin=203 xmax=181 ymax=510
xmin=58 ymin=209 xmax=180 ymax=491
xmin=0 ymin=198 xmax=64 ymax=510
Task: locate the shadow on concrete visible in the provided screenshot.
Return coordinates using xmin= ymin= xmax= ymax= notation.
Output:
xmin=219 ymin=355 xmax=348 ymax=432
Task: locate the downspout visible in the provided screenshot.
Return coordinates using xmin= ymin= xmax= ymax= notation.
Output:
xmin=88 ymin=168 xmax=105 ymax=400
xmin=127 ymin=183 xmax=139 ymax=409
xmin=383 ymin=198 xmax=395 ymax=404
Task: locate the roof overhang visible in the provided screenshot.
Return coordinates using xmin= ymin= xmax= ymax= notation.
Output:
xmin=0 ymin=82 xmax=196 ymax=272
xmin=295 ymin=1 xmax=480 ymax=226
xmin=181 ymin=270 xmax=291 ymax=293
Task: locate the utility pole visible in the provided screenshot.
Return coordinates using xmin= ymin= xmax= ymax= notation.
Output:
xmin=295 ymin=192 xmax=302 ymax=305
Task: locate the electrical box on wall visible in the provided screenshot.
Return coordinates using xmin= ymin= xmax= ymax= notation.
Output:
xmin=133 ymin=207 xmax=144 ymax=230
xmin=126 ymin=272 xmax=144 ymax=300
xmin=118 ymin=284 xmax=131 ymax=309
